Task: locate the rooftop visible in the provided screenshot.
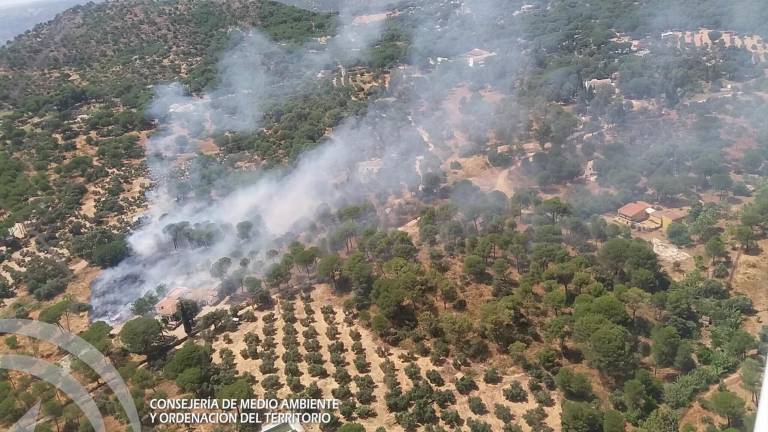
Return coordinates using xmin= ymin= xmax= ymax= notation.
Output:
xmin=465 ymin=48 xmax=496 ymax=58
xmin=618 ymin=201 xmax=652 ymax=218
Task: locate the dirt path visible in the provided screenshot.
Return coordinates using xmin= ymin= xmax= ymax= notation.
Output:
xmin=680 ymin=370 xmax=751 ymax=428
xmin=680 ymin=240 xmax=768 ymax=428
xmin=730 ymin=240 xmax=768 ymax=334
xmin=81 ymin=187 xmax=98 ymax=217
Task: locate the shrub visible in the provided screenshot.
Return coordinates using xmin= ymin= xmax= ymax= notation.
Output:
xmin=339 ymin=400 xmax=356 ymax=420
xmin=455 ymin=375 xmax=478 ymax=394
xmin=351 ymin=341 xmax=364 ymax=354
xmin=494 ymin=403 xmax=514 ymax=423
xmin=308 ymin=363 xmax=327 ymax=377
xmin=333 ymin=368 xmax=352 ymax=386
xmin=523 ymin=406 xmax=548 ymax=428
xmin=713 ymin=263 xmax=729 ymax=278
xmin=427 ymin=388 xmax=451 ymax=408
xmin=355 ymin=405 xmax=376 ymax=419
xmin=467 ymin=418 xmax=493 ymax=432
xmin=555 ymin=368 xmax=594 ymax=400
xmin=5 ymin=335 xmax=19 ymax=349
xmin=534 ymin=390 xmax=554 ymax=407
xmin=664 ymin=366 xmax=720 ymax=408
xmin=440 ymin=409 xmax=462 ymax=426
xmin=426 ymin=369 xmax=445 ymax=386
xmin=468 ymin=396 xmax=487 ymax=414
xmin=395 ymin=411 xmax=417 ymax=430
xmin=261 ymin=374 xmax=282 ymax=391
xmin=504 ymin=382 xmax=528 ymax=402
xmin=332 ymin=385 xmax=352 ymax=400
xmin=483 ymin=367 xmax=502 ymax=384
xmin=354 ymin=354 xmax=369 ymax=373
xmin=404 ymin=362 xmax=421 ymax=382
xmin=338 ymin=424 xmax=365 ymax=432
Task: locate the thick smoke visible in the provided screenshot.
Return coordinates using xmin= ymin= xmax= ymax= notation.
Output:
xmin=90 ymin=0 xmax=522 ymax=322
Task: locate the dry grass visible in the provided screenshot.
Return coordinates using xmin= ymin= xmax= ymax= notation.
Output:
xmin=205 ymin=283 xmax=559 ymax=431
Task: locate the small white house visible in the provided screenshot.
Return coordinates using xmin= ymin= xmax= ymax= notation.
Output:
xmin=464 ymin=48 xmax=497 ymax=67
xmin=584 ymin=78 xmax=614 ymax=92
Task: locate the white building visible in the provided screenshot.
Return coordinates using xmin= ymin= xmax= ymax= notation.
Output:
xmin=464 ymin=48 xmax=497 ymax=67
xmin=8 ymin=222 xmax=27 ymax=239
xmin=584 ymin=78 xmax=615 ymax=92
xmin=513 ymin=4 xmax=540 ymax=16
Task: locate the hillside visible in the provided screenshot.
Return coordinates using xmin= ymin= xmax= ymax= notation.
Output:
xmin=1 ymin=1 xmax=768 ymax=432
xmin=0 ymin=0 xmax=335 ymax=100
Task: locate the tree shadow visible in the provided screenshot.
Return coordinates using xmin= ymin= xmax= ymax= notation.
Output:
xmin=563 ymin=345 xmax=584 ymax=363
xmin=744 ymin=244 xmax=764 ymax=256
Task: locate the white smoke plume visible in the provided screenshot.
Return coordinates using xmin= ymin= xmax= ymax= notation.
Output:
xmin=90 ymin=0 xmax=521 ymax=322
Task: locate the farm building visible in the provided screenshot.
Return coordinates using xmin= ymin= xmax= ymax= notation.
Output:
xmin=584 ymin=78 xmax=615 ymax=92
xmin=513 ymin=4 xmax=540 ymax=15
xmin=616 ymin=202 xmax=686 ymax=230
xmin=617 ymin=201 xmax=653 ymax=223
xmin=464 ymin=48 xmax=497 ymax=67
xmin=652 ymin=207 xmax=687 ymax=227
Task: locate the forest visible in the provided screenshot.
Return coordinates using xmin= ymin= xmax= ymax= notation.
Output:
xmin=1 ymin=0 xmax=768 ymax=432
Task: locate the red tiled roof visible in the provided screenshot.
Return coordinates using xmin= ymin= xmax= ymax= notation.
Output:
xmin=618 ymin=201 xmax=651 ymax=219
